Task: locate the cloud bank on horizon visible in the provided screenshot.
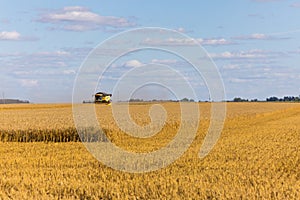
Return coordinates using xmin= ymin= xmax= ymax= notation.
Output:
xmin=0 ymin=0 xmax=300 ymax=103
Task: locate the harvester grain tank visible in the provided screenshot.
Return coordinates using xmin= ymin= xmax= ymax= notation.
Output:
xmin=94 ymin=92 xmax=112 ymax=105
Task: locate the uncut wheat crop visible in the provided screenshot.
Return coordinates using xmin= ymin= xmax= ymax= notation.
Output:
xmin=0 ymin=102 xmax=300 ymax=199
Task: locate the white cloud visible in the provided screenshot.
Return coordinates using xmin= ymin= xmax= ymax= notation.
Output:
xmin=151 ymin=59 xmax=178 ymax=65
xmin=63 ymin=70 xmax=76 ymax=75
xmin=249 ymin=33 xmax=269 ymax=39
xmin=273 ymin=72 xmax=298 ymax=79
xmin=35 ymin=50 xmax=70 ymax=56
xmin=14 ymin=71 xmax=30 ymax=75
xmin=63 ymin=6 xmax=88 ymax=12
xmin=142 ymin=37 xmax=233 ymax=46
xmin=174 ymin=27 xmax=190 ymax=33
xmin=0 ymin=52 xmax=24 ymax=57
xmin=20 ymin=79 xmax=38 ymax=87
xmin=38 ymin=6 xmax=135 ymax=31
xmin=233 ymin=33 xmax=289 ymax=40
xmin=289 ymin=49 xmax=300 ymax=54
xmin=0 ymin=49 xmax=78 ymax=77
xmin=0 ymin=31 xmax=21 ymax=40
xmin=210 ymin=51 xmax=265 ymax=59
xmin=0 ymin=31 xmax=38 ymax=41
xmin=0 ymin=19 xmax=10 ymax=24
xmin=290 ymin=2 xmax=300 ymax=7
xmin=222 ymin=64 xmax=241 ymax=70
xmin=200 ymin=38 xmax=232 ymax=45
xmin=209 ymin=49 xmax=285 ymax=60
xmin=123 ymin=60 xmax=144 ymax=68
xmin=229 ymin=78 xmax=251 ymax=83
xmin=252 ymin=0 xmax=282 ymax=2
xmin=64 ymin=24 xmax=95 ymax=32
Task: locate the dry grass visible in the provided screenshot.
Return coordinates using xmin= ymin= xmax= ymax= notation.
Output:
xmin=0 ymin=102 xmax=300 ymax=199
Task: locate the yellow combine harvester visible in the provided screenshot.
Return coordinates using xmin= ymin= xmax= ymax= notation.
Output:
xmin=94 ymin=92 xmax=112 ymax=105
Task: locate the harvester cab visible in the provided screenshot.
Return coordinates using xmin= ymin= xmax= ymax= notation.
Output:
xmin=94 ymin=92 xmax=112 ymax=105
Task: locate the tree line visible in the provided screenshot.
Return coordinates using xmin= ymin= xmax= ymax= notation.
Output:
xmin=129 ymin=98 xmax=195 ymax=102
xmin=266 ymin=96 xmax=300 ymax=102
xmin=0 ymin=99 xmax=30 ymax=104
xmin=231 ymin=96 xmax=300 ymax=102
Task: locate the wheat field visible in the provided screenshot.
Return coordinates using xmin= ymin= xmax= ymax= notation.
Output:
xmin=0 ymin=102 xmax=300 ymax=199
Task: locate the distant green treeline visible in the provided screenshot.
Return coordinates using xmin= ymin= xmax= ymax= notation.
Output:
xmin=0 ymin=99 xmax=30 ymax=104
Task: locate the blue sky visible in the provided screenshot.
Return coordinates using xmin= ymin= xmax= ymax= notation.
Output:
xmin=1 ymin=0 xmax=300 ymax=102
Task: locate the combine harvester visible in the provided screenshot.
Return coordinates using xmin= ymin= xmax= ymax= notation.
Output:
xmin=94 ymin=92 xmax=112 ymax=105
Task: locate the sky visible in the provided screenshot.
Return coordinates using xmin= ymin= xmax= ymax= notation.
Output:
xmin=1 ymin=0 xmax=300 ymax=103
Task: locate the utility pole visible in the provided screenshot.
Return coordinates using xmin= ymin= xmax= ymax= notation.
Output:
xmin=2 ymin=92 xmax=5 ymax=104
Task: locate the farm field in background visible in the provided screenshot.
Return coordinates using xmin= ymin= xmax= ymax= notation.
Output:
xmin=0 ymin=102 xmax=300 ymax=199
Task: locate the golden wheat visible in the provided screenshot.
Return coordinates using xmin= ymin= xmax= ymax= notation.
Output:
xmin=0 ymin=102 xmax=300 ymax=199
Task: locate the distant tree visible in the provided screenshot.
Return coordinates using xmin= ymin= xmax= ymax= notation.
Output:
xmin=129 ymin=98 xmax=144 ymax=102
xmin=283 ymin=96 xmax=295 ymax=102
xmin=266 ymin=96 xmax=300 ymax=102
xmin=233 ymin=97 xmax=248 ymax=102
xmin=266 ymin=96 xmax=279 ymax=102
xmin=0 ymin=99 xmax=30 ymax=104
xmin=233 ymin=97 xmax=242 ymax=102
xmin=180 ymin=98 xmax=189 ymax=102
